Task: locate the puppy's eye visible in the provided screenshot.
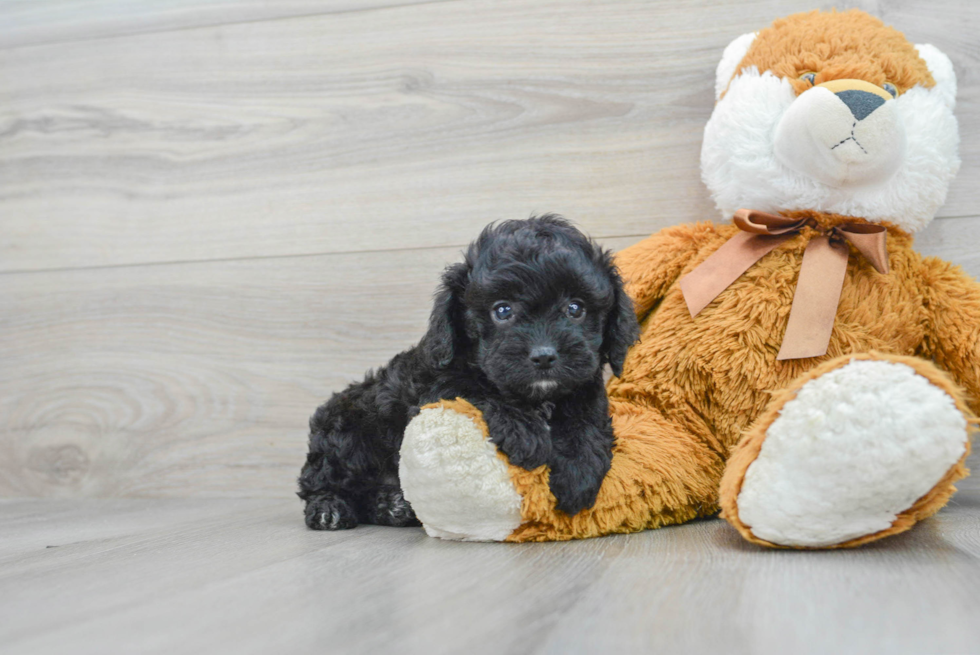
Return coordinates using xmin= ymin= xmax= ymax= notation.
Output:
xmin=800 ymin=72 xmax=817 ymax=86
xmin=566 ymin=301 xmax=585 ymax=320
xmin=883 ymin=82 xmax=897 ymax=98
xmin=492 ymin=302 xmax=514 ymax=322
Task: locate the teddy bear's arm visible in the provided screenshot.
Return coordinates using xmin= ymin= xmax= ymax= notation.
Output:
xmin=614 ymin=223 xmax=709 ymax=321
xmin=919 ymin=256 xmax=980 ymax=416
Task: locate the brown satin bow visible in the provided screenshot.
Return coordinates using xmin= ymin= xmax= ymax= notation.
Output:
xmin=679 ymin=209 xmax=889 ymax=360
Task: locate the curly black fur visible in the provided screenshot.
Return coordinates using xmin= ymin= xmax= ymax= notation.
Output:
xmin=298 ymin=215 xmax=640 ymax=529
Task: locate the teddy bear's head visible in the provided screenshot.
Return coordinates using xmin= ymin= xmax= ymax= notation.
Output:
xmin=701 ymin=9 xmax=959 ymax=233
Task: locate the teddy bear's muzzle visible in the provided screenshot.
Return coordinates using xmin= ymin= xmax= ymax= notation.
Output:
xmin=773 ymin=78 xmax=906 ymax=189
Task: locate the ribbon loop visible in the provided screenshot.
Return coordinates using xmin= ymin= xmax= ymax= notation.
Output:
xmin=732 ymin=208 xmax=809 ymax=235
xmin=837 ymin=224 xmax=889 ymax=274
xmin=679 ymin=209 xmax=890 ymax=360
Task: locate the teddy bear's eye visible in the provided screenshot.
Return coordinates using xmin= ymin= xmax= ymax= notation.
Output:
xmin=492 ymin=302 xmax=514 ymax=322
xmin=800 ymin=72 xmax=816 ymax=85
xmin=883 ymin=82 xmax=897 ymax=98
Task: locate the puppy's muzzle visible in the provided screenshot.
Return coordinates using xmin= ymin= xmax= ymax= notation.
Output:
xmin=774 ymin=78 xmax=906 ymax=188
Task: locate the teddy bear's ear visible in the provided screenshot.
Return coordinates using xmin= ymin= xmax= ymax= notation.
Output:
xmin=915 ymin=44 xmax=957 ymax=111
xmin=715 ymin=32 xmax=757 ymax=100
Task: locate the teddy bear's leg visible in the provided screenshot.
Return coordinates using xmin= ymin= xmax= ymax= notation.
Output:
xmin=505 ymin=398 xmax=726 ymax=542
xmin=720 ymin=352 xmax=975 ymax=549
xmin=400 ymin=397 xmax=727 ymax=542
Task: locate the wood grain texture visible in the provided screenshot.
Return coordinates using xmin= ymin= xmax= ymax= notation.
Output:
xmin=2 ymin=0 xmax=979 ymax=503
xmin=0 ymin=234 xmax=635 ymax=498
xmin=1 ymin=221 xmax=979 ymax=500
xmin=1 ymin=0 xmax=978 ymax=272
xmin=3 ymin=2 xmax=980 ymax=650
xmin=0 ymin=0 xmax=459 ymax=50
xmin=0 ymin=495 xmax=978 ymax=655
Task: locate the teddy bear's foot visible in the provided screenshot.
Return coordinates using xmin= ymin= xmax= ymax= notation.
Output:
xmin=721 ymin=353 xmax=973 ymax=548
xmin=399 ymin=399 xmax=523 ymax=541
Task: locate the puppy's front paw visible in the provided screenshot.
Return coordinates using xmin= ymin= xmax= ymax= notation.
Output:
xmin=304 ymin=494 xmax=358 ymax=530
xmin=500 ymin=432 xmax=551 ymax=470
xmin=548 ymin=464 xmax=603 ymax=516
xmin=484 ymin=405 xmax=552 ymax=470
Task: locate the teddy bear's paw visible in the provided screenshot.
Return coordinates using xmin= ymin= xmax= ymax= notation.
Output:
xmin=399 ymin=400 xmax=523 ymax=541
xmin=732 ymin=356 xmax=970 ymax=548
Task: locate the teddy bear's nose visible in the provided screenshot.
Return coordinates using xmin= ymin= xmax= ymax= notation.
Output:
xmin=836 ymin=89 xmax=886 ymax=121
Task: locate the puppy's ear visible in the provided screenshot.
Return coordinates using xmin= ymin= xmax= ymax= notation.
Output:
xmin=601 ymin=258 xmax=640 ymax=378
xmin=421 ymin=262 xmax=469 ymax=368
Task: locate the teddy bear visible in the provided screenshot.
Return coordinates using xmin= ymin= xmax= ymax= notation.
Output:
xmin=397 ymin=9 xmax=978 ymax=548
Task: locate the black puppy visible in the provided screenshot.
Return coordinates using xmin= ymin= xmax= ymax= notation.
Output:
xmin=298 ymin=215 xmax=639 ymax=530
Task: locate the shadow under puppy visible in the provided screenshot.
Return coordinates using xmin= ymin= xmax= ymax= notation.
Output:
xmin=299 ymin=215 xmax=640 ymax=529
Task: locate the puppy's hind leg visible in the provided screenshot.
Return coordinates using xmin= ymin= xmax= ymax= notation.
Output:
xmin=298 ymin=391 xmax=382 ymax=531
xmin=298 ymin=445 xmax=361 ymax=530
xmin=358 ymin=484 xmax=421 ymax=527
xmin=304 ymin=492 xmax=359 ymax=530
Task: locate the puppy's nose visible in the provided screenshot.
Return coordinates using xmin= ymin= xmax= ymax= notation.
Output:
xmin=836 ymin=90 xmax=885 ymax=121
xmin=529 ymin=346 xmax=558 ymax=369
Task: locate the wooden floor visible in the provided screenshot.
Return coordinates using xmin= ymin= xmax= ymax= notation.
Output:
xmin=2 ymin=0 xmax=980 ymax=499
xmin=3 ymin=0 xmax=980 ymax=653
xmin=2 ymin=479 xmax=980 ymax=655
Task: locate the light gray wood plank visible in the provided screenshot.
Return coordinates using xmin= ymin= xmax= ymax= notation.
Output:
xmin=0 ymin=235 xmax=638 ymax=498
xmin=2 ymin=219 xmax=979 ymax=499
xmin=2 ymin=0 xmax=976 ymax=272
xmin=0 ymin=497 xmax=283 ymax=565
xmin=539 ymin=495 xmax=980 ymax=655
xmin=0 ymin=495 xmax=978 ymax=655
xmin=914 ymin=214 xmax=980 ymax=271
xmin=0 ymin=0 xmax=459 ymax=50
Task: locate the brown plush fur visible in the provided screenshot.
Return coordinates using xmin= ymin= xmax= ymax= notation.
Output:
xmin=416 ymin=11 xmax=977 ymax=546
xmin=725 ymin=9 xmax=935 ymax=98
xmin=420 ymin=397 xmax=724 ymax=543
xmin=495 ymin=214 xmax=978 ymax=543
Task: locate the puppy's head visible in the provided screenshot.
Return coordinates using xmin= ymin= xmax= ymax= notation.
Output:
xmin=422 ymin=215 xmax=639 ymax=399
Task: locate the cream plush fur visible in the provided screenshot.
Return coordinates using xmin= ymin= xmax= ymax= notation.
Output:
xmin=736 ymin=359 xmax=968 ymax=547
xmin=400 ymin=404 xmax=523 ymax=541
xmin=702 ymin=44 xmax=959 ymax=233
